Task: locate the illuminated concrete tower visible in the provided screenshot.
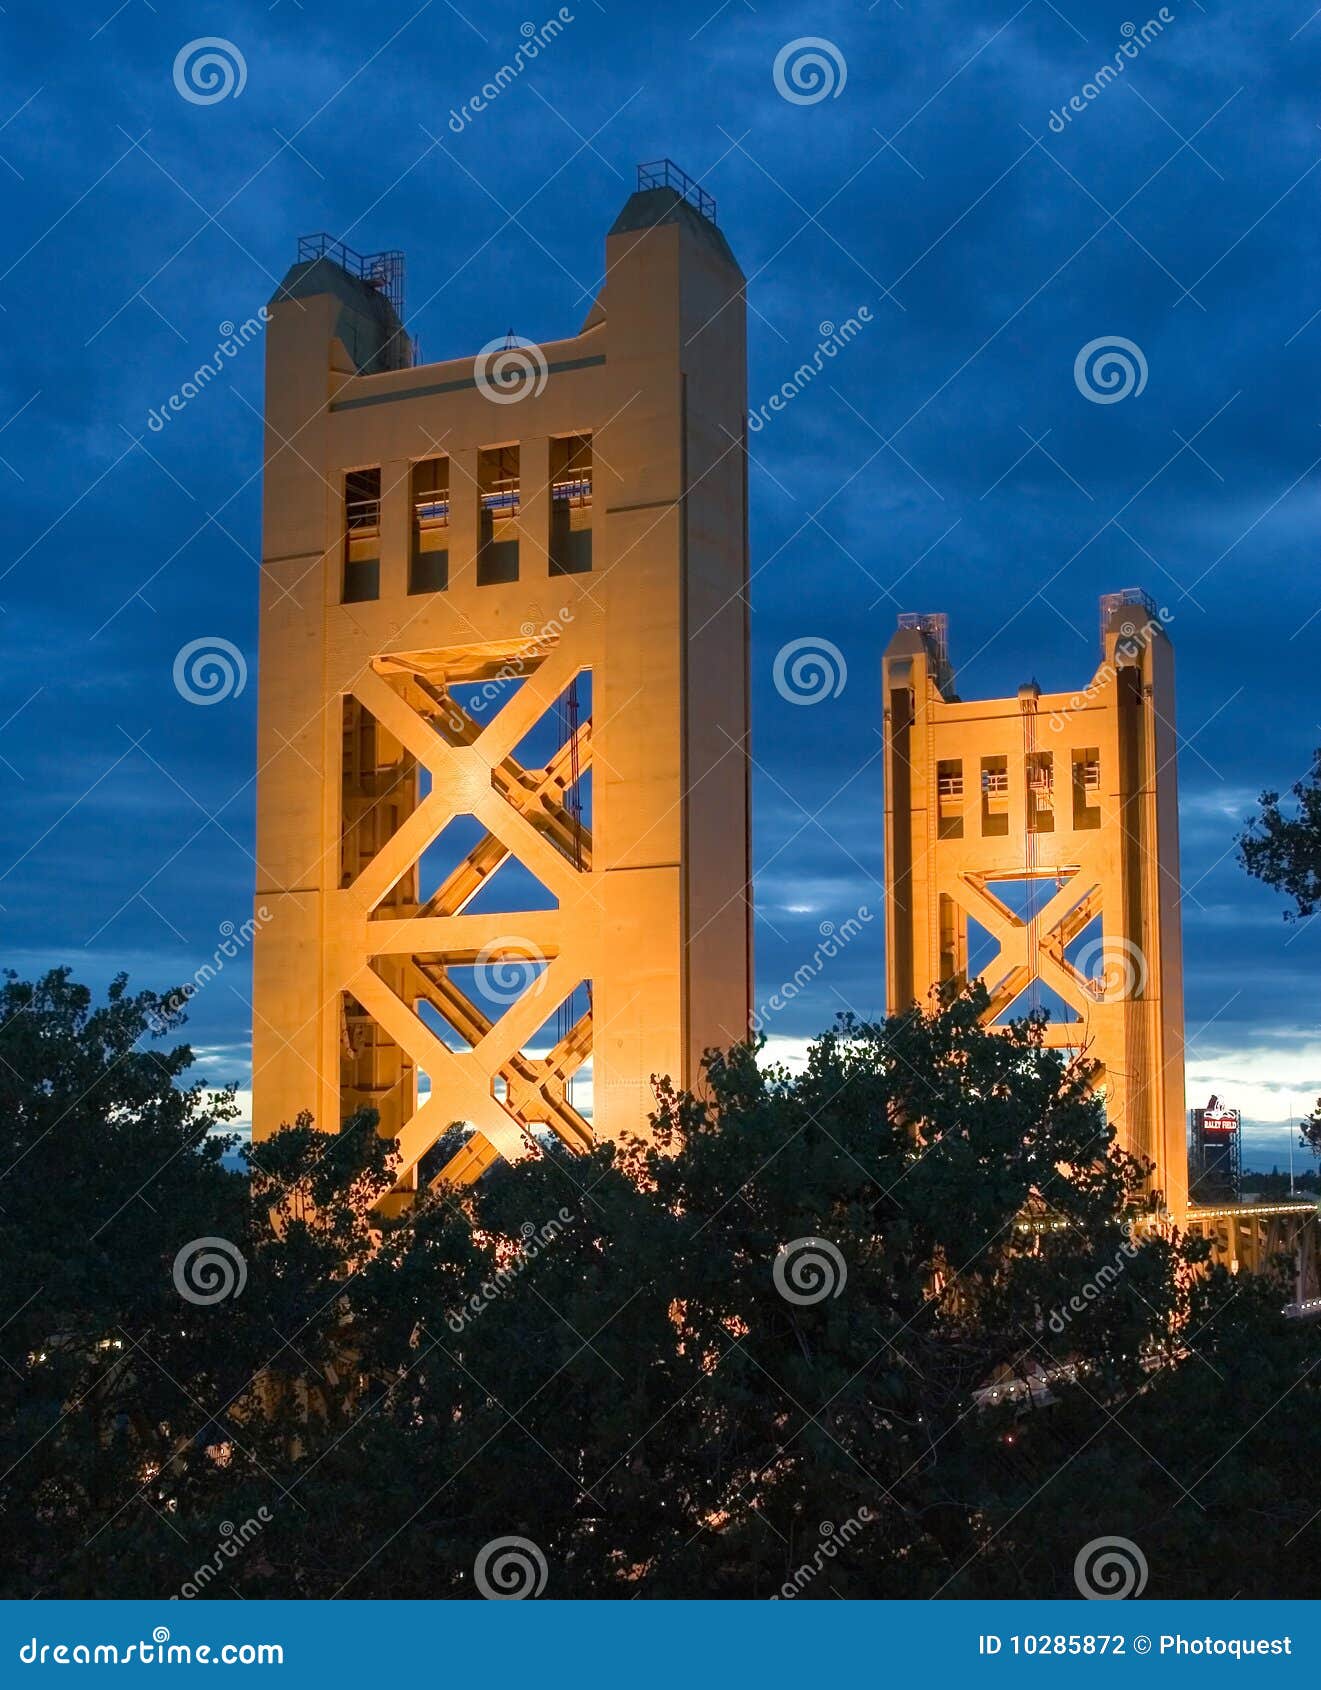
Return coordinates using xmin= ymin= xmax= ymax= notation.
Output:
xmin=251 ymin=163 xmax=752 ymax=1195
xmin=881 ymin=591 xmax=1187 ymax=1215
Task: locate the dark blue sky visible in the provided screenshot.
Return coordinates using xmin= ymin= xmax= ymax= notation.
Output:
xmin=2 ymin=0 xmax=1319 ymax=1168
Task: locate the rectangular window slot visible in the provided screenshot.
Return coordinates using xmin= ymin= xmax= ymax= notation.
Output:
xmin=478 ymin=446 xmax=520 ymax=586
xmin=343 ymin=466 xmax=381 ymax=603
xmin=981 ymin=756 xmax=1009 ymax=836
xmin=550 ymin=433 xmax=593 ymax=575
xmin=1072 ymin=748 xmax=1102 ymax=831
xmin=410 ymin=456 xmax=450 ymax=594
xmin=1027 ymin=751 xmax=1054 ymax=833
xmin=937 ymin=758 xmax=963 ymax=839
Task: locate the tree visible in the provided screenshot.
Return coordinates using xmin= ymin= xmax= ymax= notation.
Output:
xmin=1239 ymin=752 xmax=1321 ymax=919
xmin=0 ymin=972 xmax=1316 ymax=1600
xmin=617 ymin=998 xmax=1193 ymax=1596
xmin=957 ymin=1261 xmax=1318 ymax=1601
xmin=1239 ymin=761 xmax=1321 ymax=1159
xmin=0 ymin=969 xmax=242 ymax=1592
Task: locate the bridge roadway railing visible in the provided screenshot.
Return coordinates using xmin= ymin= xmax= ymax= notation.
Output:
xmin=1181 ymin=1199 xmax=1321 ymax=1317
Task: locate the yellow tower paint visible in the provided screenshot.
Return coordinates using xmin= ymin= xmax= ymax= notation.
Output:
xmin=250 ymin=169 xmax=752 ymax=1196
xmin=882 ymin=591 xmax=1188 ymax=1215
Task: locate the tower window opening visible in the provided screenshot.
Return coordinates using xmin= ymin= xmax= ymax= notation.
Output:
xmin=981 ymin=755 xmax=1009 ymax=837
xmin=478 ymin=446 xmax=520 ymax=585
xmin=1072 ymin=748 xmax=1102 ymax=831
xmin=936 ymin=758 xmax=963 ymax=840
xmin=343 ymin=466 xmax=381 ymax=602
xmin=410 ymin=456 xmax=450 ymax=594
xmin=550 ymin=433 xmax=593 ymax=575
xmin=1027 ymin=751 xmax=1054 ymax=833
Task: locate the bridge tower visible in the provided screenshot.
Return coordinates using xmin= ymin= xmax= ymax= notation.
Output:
xmin=881 ymin=591 xmax=1188 ymax=1215
xmin=250 ymin=164 xmax=752 ymax=1195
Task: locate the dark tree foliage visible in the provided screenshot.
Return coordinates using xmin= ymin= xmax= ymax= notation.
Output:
xmin=1240 ymin=752 xmax=1321 ymax=920
xmin=1246 ymin=1170 xmax=1321 ymax=1198
xmin=1239 ymin=761 xmax=1321 ymax=1159
xmin=0 ymin=971 xmax=1316 ymax=1600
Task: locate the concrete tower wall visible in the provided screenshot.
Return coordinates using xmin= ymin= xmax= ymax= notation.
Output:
xmin=881 ymin=594 xmax=1188 ymax=1215
xmin=251 ymin=182 xmax=752 ymax=1196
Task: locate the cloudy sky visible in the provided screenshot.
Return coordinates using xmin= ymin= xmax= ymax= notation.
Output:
xmin=1 ymin=0 xmax=1319 ymax=1170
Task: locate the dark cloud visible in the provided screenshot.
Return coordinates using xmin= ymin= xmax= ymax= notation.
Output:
xmin=0 ymin=0 xmax=1318 ymax=1126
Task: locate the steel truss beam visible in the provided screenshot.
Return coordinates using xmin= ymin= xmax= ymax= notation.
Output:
xmin=334 ymin=639 xmax=597 ymax=1198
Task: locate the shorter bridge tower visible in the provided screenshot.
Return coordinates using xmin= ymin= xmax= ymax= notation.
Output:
xmin=881 ymin=590 xmax=1187 ymax=1215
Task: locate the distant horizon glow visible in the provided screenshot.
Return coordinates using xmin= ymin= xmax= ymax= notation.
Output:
xmin=208 ymin=1033 xmax=1321 ymax=1183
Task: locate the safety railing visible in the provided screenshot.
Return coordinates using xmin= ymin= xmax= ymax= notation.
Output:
xmin=637 ymin=159 xmax=716 ymax=224
xmin=552 ymin=475 xmax=592 ymax=509
xmin=481 ymin=479 xmax=520 ymax=517
xmin=414 ymin=496 xmax=450 ymax=529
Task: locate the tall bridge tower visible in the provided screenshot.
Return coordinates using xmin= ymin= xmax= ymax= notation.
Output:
xmin=250 ymin=163 xmax=752 ymax=1195
xmin=881 ymin=591 xmax=1188 ymax=1215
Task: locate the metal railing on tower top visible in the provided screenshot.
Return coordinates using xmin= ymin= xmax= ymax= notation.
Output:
xmin=637 ymin=159 xmax=717 ymax=225
xmin=297 ymin=234 xmax=406 ymax=323
xmin=1099 ymin=586 xmax=1159 ymax=653
xmin=897 ymin=611 xmax=949 ymax=667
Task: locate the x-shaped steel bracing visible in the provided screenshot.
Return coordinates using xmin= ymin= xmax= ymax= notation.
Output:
xmin=944 ymin=843 xmax=1112 ymax=1060
xmin=332 ymin=646 xmax=598 ymax=1193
